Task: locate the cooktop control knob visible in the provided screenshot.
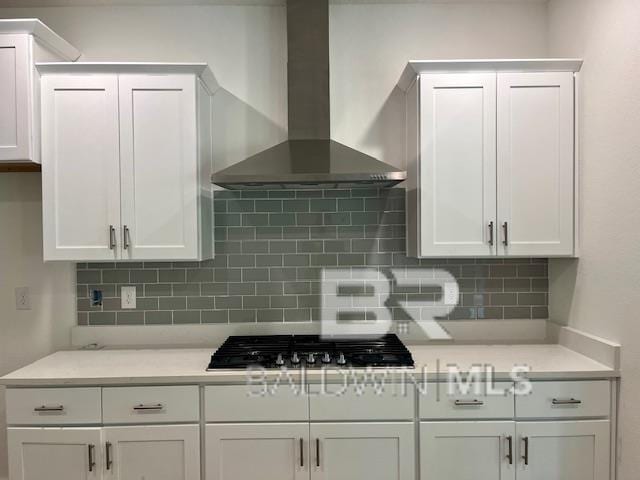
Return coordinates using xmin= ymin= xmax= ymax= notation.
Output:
xmin=337 ymin=352 xmax=347 ymax=366
xmin=321 ymin=352 xmax=331 ymax=364
xmin=307 ymin=353 xmax=316 ymax=364
xmin=291 ymin=352 xmax=300 ymax=364
xmin=275 ymin=353 xmax=285 ymax=366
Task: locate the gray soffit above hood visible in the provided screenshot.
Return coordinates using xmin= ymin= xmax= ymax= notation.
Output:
xmin=211 ymin=0 xmax=406 ymax=190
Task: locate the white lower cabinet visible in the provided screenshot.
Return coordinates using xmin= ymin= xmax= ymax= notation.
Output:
xmin=515 ymin=421 xmax=610 ymax=480
xmin=205 ymin=423 xmax=309 ymax=480
xmin=310 ymin=422 xmax=415 ymax=480
xmin=420 ymin=421 xmax=515 ymax=480
xmin=104 ymin=425 xmax=200 ymax=480
xmin=8 ymin=427 xmax=103 ymax=480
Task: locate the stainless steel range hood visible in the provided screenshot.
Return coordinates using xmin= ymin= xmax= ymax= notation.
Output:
xmin=211 ymin=0 xmax=406 ymax=190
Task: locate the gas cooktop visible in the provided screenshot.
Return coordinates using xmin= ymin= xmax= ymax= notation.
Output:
xmin=206 ymin=334 xmax=414 ymax=370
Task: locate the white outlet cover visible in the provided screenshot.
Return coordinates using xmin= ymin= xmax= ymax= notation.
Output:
xmin=443 ymin=282 xmax=460 ymax=306
xmin=121 ymin=286 xmax=137 ymax=309
xmin=15 ymin=287 xmax=31 ymax=310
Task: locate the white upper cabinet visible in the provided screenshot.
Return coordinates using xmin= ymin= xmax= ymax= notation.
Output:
xmin=41 ymin=74 xmax=121 ymax=261
xmin=497 ymin=72 xmax=575 ymax=256
xmin=118 ymin=75 xmax=200 ymax=261
xmin=401 ymin=60 xmax=581 ymax=258
xmin=0 ymin=20 xmax=80 ymax=164
xmin=39 ymin=64 xmax=217 ymax=262
xmin=410 ymin=73 xmax=497 ymax=257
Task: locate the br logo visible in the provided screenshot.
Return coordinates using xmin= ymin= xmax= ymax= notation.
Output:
xmin=319 ymin=267 xmax=459 ymax=340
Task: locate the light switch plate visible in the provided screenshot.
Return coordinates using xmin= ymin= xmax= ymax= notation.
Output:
xmin=121 ymin=286 xmax=137 ymax=309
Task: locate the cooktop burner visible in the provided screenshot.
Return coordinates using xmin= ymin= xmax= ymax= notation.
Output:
xmin=206 ymin=334 xmax=414 ymax=370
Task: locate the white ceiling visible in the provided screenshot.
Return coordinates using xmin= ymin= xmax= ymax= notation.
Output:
xmin=0 ymin=0 xmax=548 ymax=7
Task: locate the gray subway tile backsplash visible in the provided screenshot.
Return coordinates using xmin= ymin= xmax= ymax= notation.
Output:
xmin=76 ymin=188 xmax=549 ymax=326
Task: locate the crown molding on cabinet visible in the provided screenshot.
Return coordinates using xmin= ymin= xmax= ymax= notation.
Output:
xmin=397 ymin=58 xmax=584 ymax=91
xmin=0 ymin=19 xmax=80 ymax=60
xmin=36 ymin=61 xmax=220 ymax=94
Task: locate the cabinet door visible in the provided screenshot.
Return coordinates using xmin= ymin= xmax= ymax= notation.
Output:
xmin=0 ymin=34 xmax=31 ymax=162
xmin=418 ymin=73 xmax=497 ymax=257
xmin=41 ymin=74 xmax=121 ymax=261
xmin=497 ymin=72 xmax=575 ymax=256
xmin=420 ymin=421 xmax=515 ymax=480
xmin=118 ymin=74 xmax=199 ymax=260
xmin=206 ymin=423 xmax=309 ymax=480
xmin=8 ymin=427 xmax=103 ymax=480
xmin=516 ymin=420 xmax=610 ymax=480
xmin=310 ymin=422 xmax=414 ymax=480
xmin=104 ymin=425 xmax=199 ymax=480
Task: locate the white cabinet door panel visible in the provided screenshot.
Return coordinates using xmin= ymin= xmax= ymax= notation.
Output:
xmin=206 ymin=423 xmax=309 ymax=480
xmin=119 ymin=74 xmax=198 ymax=260
xmin=516 ymin=420 xmax=609 ymax=480
xmin=311 ymin=422 xmax=414 ymax=480
xmin=497 ymin=72 xmax=575 ymax=256
xmin=8 ymin=427 xmax=103 ymax=480
xmin=104 ymin=425 xmax=200 ymax=480
xmin=41 ymin=74 xmax=121 ymax=261
xmin=420 ymin=421 xmax=515 ymax=480
xmin=419 ymin=73 xmax=497 ymax=257
xmin=0 ymin=34 xmax=30 ymax=162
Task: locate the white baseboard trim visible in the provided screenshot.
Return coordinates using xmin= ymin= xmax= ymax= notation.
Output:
xmin=71 ymin=319 xmax=548 ymax=349
xmin=547 ymin=322 xmax=621 ymax=370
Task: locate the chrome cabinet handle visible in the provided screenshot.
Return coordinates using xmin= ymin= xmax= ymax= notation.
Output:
xmin=34 ymin=405 xmax=64 ymax=412
xmin=552 ymin=398 xmax=582 ymax=405
xmin=109 ymin=225 xmax=116 ymax=250
xmin=316 ymin=438 xmax=320 ymax=467
xmin=106 ymin=441 xmax=113 ymax=470
xmin=300 ymin=438 xmax=304 ymax=467
xmin=506 ymin=436 xmax=513 ymax=465
xmin=133 ymin=403 xmax=164 ymax=411
xmin=123 ymin=225 xmax=130 ymax=250
xmin=502 ymin=222 xmax=509 ymax=246
xmin=521 ymin=437 xmax=529 ymax=466
xmin=488 ymin=221 xmax=494 ymax=246
xmin=88 ymin=444 xmax=96 ymax=472
xmin=453 ymin=399 xmax=484 ymax=407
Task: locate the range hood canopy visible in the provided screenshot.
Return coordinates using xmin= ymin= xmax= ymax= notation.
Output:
xmin=211 ymin=0 xmax=406 ymax=190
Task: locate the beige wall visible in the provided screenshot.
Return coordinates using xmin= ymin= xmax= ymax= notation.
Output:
xmin=547 ymin=0 xmax=640 ymax=476
xmin=0 ymin=173 xmax=75 ymax=480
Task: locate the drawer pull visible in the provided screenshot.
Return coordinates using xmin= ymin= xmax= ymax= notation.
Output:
xmin=454 ymin=399 xmax=484 ymax=407
xmin=300 ymin=438 xmax=304 ymax=467
xmin=316 ymin=438 xmax=320 ymax=467
xmin=133 ymin=403 xmax=164 ymax=411
xmin=88 ymin=444 xmax=96 ymax=472
xmin=521 ymin=437 xmax=529 ymax=466
xmin=106 ymin=441 xmax=113 ymax=470
xmin=34 ymin=405 xmax=64 ymax=413
xmin=552 ymin=398 xmax=582 ymax=406
xmin=506 ymin=436 xmax=513 ymax=465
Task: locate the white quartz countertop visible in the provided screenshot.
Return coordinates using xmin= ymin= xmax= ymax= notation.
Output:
xmin=0 ymin=344 xmax=617 ymax=386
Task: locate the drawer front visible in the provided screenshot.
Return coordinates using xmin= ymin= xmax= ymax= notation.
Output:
xmin=205 ymin=385 xmax=308 ymax=422
xmin=309 ymin=383 xmax=414 ymax=421
xmin=5 ymin=388 xmax=101 ymax=425
xmin=419 ymin=382 xmax=514 ymax=419
xmin=516 ymin=380 xmax=610 ymax=419
xmin=102 ymin=386 xmax=199 ymax=424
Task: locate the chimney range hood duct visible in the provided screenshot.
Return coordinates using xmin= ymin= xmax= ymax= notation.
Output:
xmin=211 ymin=0 xmax=406 ymax=190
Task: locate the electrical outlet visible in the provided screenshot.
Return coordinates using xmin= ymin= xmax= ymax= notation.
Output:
xmin=15 ymin=287 xmax=31 ymax=310
xmin=443 ymin=282 xmax=460 ymax=306
xmin=121 ymin=286 xmax=137 ymax=309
